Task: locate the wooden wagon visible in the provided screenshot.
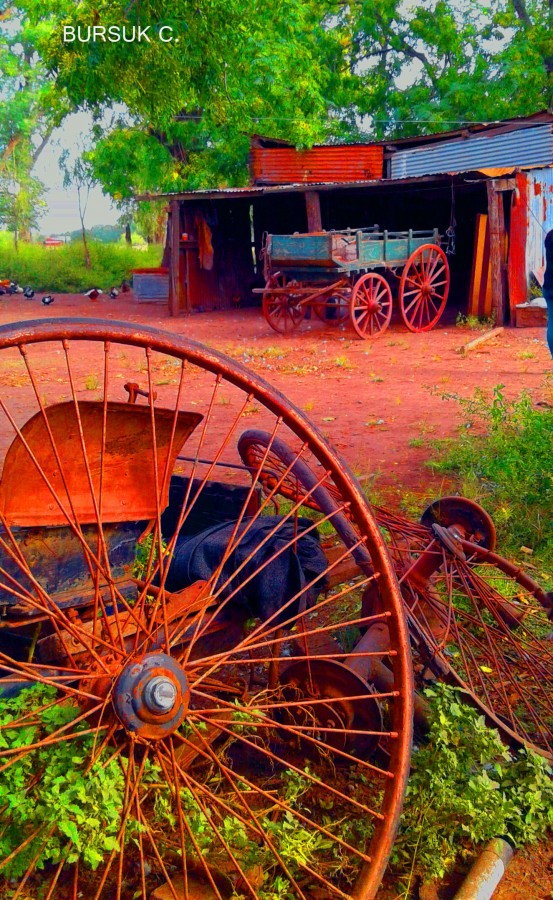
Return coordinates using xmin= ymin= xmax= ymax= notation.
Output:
xmin=255 ymin=227 xmax=450 ymax=338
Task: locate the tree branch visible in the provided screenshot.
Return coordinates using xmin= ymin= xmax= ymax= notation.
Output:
xmin=31 ymin=129 xmax=53 ymax=165
xmin=398 ymin=39 xmax=439 ymax=87
xmin=147 ymin=128 xmax=189 ymax=163
xmin=511 ymin=0 xmax=532 ymax=26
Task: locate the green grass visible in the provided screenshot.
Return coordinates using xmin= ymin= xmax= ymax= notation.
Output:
xmin=455 ymin=312 xmax=496 ymax=329
xmin=428 ymin=384 xmax=553 ymax=569
xmin=0 ymin=234 xmax=162 ymax=292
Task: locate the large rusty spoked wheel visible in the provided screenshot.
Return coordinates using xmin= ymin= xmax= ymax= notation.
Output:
xmin=350 ymin=274 xmax=392 ymax=339
xmin=386 ymin=522 xmax=553 ymax=761
xmin=399 ymin=244 xmax=449 ymax=333
xmin=262 ymin=274 xmax=305 ymax=334
xmin=0 ymin=319 xmax=413 ymax=900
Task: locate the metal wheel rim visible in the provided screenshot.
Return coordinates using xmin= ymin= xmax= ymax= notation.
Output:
xmin=262 ymin=276 xmax=305 ymax=334
xmin=313 ymin=290 xmax=350 ymax=326
xmin=388 ymin=523 xmax=553 ymax=760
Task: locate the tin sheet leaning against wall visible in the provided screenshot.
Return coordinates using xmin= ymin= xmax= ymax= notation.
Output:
xmin=526 ymin=166 xmax=553 ymax=278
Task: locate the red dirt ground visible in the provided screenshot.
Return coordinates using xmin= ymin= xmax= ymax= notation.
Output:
xmin=1 ymin=292 xmax=551 ymax=898
xmin=1 ymin=292 xmax=550 ymax=504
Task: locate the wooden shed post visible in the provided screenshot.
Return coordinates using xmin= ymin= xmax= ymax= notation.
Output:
xmin=486 ymin=180 xmax=506 ymax=326
xmin=169 ymin=199 xmax=184 ymax=316
xmin=305 ymin=191 xmax=322 ymax=232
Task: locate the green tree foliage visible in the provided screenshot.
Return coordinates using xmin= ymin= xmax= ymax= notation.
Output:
xmin=17 ymin=0 xmax=335 ymax=190
xmin=338 ymin=0 xmax=553 ymax=139
xmin=0 ymin=4 xmax=68 ymax=242
xmin=6 ymin=0 xmax=553 ymax=197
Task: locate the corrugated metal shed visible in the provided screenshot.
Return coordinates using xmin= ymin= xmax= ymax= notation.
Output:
xmin=250 ymin=145 xmax=383 ymax=185
xmin=390 ymin=124 xmax=553 ymax=179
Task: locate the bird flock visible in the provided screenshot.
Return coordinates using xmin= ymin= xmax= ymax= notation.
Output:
xmin=0 ymin=280 xmax=131 ymax=306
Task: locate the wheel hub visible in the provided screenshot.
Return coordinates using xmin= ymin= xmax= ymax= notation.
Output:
xmin=277 ymin=659 xmax=383 ymax=758
xmin=113 ymin=652 xmax=190 ymax=739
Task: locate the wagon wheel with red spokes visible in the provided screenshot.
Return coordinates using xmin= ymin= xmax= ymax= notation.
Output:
xmin=398 ymin=244 xmax=450 ymax=333
xmin=0 ymin=318 xmax=413 ymax=900
xmin=262 ymin=274 xmax=306 ymax=334
xmin=350 ymin=274 xmax=393 ymax=339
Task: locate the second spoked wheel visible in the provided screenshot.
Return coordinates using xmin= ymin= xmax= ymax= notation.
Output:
xmin=383 ymin=517 xmax=553 ymax=761
xmin=350 ymin=273 xmax=393 ymax=339
xmin=398 ymin=244 xmax=449 ymax=332
xmin=262 ymin=274 xmax=305 ymax=334
xmin=0 ymin=319 xmax=413 ymax=899
xmin=237 ymin=431 xmax=553 ymax=762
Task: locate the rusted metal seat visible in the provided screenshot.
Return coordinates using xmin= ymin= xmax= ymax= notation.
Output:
xmin=0 ymin=400 xmax=202 ymax=527
xmin=0 ymin=401 xmax=202 ymax=612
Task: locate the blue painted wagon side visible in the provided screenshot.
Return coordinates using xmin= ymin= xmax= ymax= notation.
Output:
xmin=267 ymin=228 xmax=440 ymax=279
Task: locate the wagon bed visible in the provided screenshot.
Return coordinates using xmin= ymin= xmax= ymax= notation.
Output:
xmin=256 ymin=226 xmax=450 ymax=337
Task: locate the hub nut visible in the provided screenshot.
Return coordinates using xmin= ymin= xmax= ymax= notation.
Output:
xmin=143 ymin=676 xmax=178 ymax=714
xmin=113 ymin=652 xmax=189 ymax=739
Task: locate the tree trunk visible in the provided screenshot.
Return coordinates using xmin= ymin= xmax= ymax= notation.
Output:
xmin=161 ymin=213 xmax=171 ymax=268
xmin=125 ymin=223 xmax=132 ymax=244
xmin=81 ymin=223 xmax=91 ymax=268
xmin=77 ymin=184 xmax=91 ymax=269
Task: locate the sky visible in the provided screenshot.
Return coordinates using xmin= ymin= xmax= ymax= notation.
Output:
xmin=32 ymin=112 xmax=119 ymax=236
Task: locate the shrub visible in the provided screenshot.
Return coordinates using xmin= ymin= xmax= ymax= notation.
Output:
xmin=428 ymin=385 xmax=553 ymax=563
xmin=0 ymin=235 xmax=162 ymax=292
xmin=392 ymin=684 xmax=553 ymax=888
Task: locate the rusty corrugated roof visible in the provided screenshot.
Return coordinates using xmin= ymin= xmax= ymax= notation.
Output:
xmin=250 ymin=144 xmax=383 ymax=185
xmin=137 ymin=172 xmax=464 ymax=202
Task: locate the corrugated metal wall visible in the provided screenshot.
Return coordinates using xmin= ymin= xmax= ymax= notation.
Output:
xmin=390 ymin=125 xmax=553 ymax=178
xmin=525 ymin=167 xmax=553 ymax=278
xmin=251 ymin=145 xmax=383 ymax=184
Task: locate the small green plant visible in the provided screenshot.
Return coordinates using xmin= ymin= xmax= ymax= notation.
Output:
xmin=133 ymin=531 xmax=169 ymax=581
xmin=456 ymin=312 xmax=496 ymax=329
xmin=84 ymin=373 xmax=99 ymax=390
xmin=391 ymin=684 xmax=553 ymax=892
xmin=428 ymin=385 xmax=553 ymax=564
xmin=334 ymin=355 xmax=354 ymax=369
xmin=0 ymin=685 xmax=127 ymax=878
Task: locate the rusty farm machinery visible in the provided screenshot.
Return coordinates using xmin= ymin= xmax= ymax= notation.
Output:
xmin=0 ymin=318 xmax=550 ymax=900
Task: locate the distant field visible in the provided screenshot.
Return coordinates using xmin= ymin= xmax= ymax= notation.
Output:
xmin=0 ymin=234 xmax=163 ymax=292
